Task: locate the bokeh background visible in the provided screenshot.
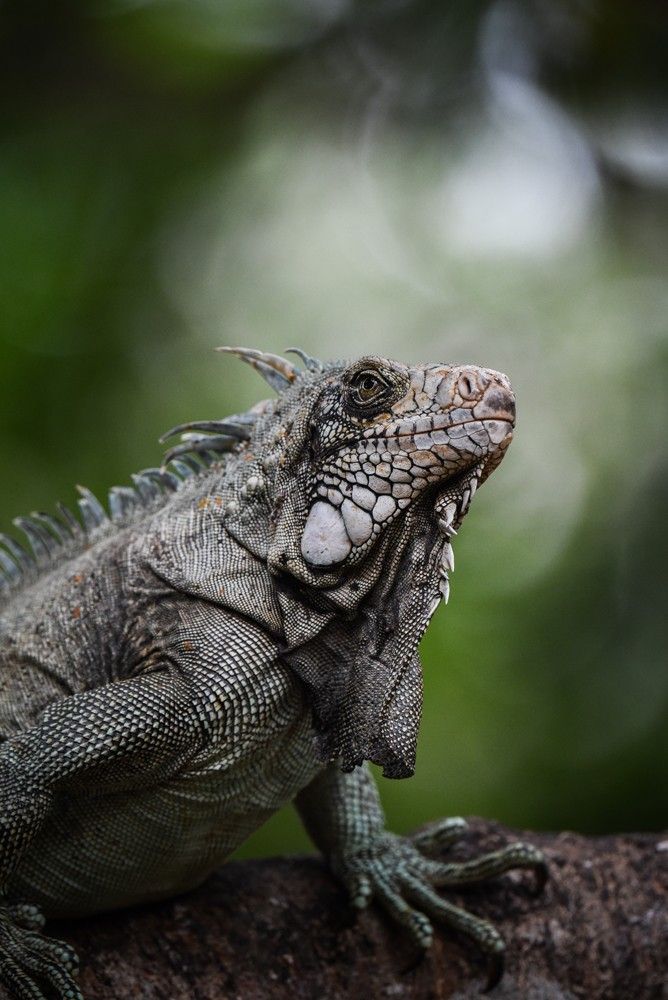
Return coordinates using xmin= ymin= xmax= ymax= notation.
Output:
xmin=1 ymin=1 xmax=666 ymax=856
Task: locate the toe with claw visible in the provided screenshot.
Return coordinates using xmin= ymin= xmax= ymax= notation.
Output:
xmin=334 ymin=817 xmax=548 ymax=991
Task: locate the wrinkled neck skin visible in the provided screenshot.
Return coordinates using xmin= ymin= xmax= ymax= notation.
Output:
xmin=221 ymin=391 xmax=449 ymax=779
xmin=280 ymin=499 xmax=445 ymax=778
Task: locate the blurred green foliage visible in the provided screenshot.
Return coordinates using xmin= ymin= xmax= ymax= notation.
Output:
xmin=1 ymin=1 xmax=666 ymax=857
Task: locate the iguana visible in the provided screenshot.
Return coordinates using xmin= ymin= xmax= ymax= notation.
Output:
xmin=0 ymin=348 xmax=546 ymax=998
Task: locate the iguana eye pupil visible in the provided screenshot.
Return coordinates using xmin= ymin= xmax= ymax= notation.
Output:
xmin=349 ymin=370 xmax=386 ymax=406
xmin=360 ymin=375 xmax=379 ymax=396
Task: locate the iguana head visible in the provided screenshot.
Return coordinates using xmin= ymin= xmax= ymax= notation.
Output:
xmin=293 ymin=355 xmax=513 ymax=570
xmin=250 ymin=351 xmax=514 ymax=584
xmin=183 ymin=348 xmax=514 ymax=778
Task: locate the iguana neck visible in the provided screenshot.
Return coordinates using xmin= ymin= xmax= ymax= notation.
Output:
xmin=281 ymin=500 xmax=445 ymax=777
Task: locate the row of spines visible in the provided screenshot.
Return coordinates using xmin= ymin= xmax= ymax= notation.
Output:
xmin=0 ymin=413 xmax=255 ymax=597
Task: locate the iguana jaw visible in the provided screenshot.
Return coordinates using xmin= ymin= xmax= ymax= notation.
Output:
xmin=299 ymin=413 xmax=513 ymax=572
xmin=265 ymin=358 xmax=514 ymax=590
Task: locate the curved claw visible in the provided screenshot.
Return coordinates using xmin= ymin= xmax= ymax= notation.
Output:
xmin=484 ymin=950 xmax=505 ymax=993
xmin=532 ymin=859 xmax=549 ymax=896
xmin=422 ymin=840 xmax=548 ymax=891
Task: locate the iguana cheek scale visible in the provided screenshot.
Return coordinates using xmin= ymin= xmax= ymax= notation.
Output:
xmin=0 ymin=348 xmax=545 ymax=998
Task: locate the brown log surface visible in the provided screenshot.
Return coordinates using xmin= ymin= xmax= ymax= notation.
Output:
xmin=31 ymin=820 xmax=668 ymax=999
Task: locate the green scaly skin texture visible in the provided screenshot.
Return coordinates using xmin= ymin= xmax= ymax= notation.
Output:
xmin=0 ymin=350 xmax=546 ymax=998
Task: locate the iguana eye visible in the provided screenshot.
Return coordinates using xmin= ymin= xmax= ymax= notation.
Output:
xmin=348 ymin=370 xmax=388 ymax=407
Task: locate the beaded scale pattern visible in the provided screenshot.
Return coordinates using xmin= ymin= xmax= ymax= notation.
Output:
xmin=0 ymin=348 xmax=545 ymax=998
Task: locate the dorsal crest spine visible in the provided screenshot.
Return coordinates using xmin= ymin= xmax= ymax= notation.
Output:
xmin=0 ymin=347 xmax=324 ymax=604
xmin=0 ymin=429 xmax=251 ymax=602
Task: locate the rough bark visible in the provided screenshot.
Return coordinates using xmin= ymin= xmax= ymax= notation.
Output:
xmin=45 ymin=820 xmax=668 ymax=999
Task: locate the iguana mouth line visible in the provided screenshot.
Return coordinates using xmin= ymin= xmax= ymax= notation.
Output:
xmin=361 ymin=414 xmax=514 ymax=442
xmin=320 ymin=418 xmax=514 ymax=464
xmin=382 ymin=416 xmax=514 ymax=443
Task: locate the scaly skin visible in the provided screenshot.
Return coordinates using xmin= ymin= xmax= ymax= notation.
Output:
xmin=0 ymin=349 xmax=546 ymax=997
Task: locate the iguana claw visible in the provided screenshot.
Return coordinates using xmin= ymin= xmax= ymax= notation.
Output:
xmin=334 ymin=820 xmax=547 ymax=990
xmin=484 ymin=951 xmax=505 ymax=993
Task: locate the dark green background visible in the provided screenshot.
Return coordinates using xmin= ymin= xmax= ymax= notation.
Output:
xmin=1 ymin=1 xmax=666 ymax=857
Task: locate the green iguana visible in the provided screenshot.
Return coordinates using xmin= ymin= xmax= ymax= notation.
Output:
xmin=0 ymin=348 xmax=546 ymax=998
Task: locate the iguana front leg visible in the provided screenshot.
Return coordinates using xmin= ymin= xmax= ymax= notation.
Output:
xmin=0 ymin=670 xmax=204 ymax=1000
xmin=296 ymin=765 xmax=547 ymax=990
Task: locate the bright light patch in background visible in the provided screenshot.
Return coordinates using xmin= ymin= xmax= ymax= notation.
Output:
xmin=437 ymin=78 xmax=601 ymax=258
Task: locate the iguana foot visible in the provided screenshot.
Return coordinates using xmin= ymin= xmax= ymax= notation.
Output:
xmin=0 ymin=904 xmax=81 ymax=1000
xmin=334 ymin=818 xmax=547 ymax=991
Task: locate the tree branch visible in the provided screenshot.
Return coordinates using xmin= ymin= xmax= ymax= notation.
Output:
xmin=51 ymin=819 xmax=666 ymax=999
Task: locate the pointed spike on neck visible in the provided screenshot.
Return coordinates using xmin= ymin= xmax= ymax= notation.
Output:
xmin=159 ymin=419 xmax=252 ymax=445
xmin=215 ymin=346 xmax=298 ymax=392
xmin=285 ymin=347 xmax=324 ymax=373
xmin=57 ymin=502 xmax=82 ymax=536
xmin=76 ymin=486 xmax=108 ymax=526
xmin=0 ymin=533 xmax=32 ymax=569
xmin=31 ymin=512 xmax=67 ymax=544
xmin=0 ymin=548 xmax=21 ymax=583
xmin=13 ymin=517 xmax=53 ymax=560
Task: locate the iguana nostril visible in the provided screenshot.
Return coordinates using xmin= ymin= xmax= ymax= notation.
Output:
xmin=457 ymin=370 xmax=484 ymax=400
